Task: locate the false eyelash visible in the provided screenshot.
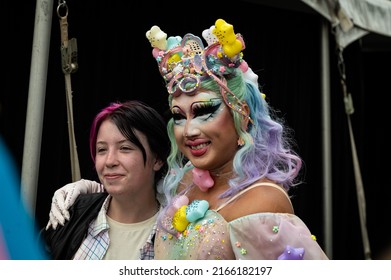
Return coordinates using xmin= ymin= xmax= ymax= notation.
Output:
xmin=192 ymin=99 xmax=222 ymax=117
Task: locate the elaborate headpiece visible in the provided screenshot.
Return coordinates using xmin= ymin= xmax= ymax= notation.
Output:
xmin=146 ymin=19 xmax=256 ymax=124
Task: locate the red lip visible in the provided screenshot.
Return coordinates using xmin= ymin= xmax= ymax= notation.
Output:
xmin=186 ymin=139 xmax=210 ymax=157
xmin=189 ymin=145 xmax=208 ymax=156
xmin=185 ymin=139 xmax=207 ymax=146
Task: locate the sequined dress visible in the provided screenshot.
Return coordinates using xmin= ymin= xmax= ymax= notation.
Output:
xmin=154 ymin=183 xmax=329 ymax=260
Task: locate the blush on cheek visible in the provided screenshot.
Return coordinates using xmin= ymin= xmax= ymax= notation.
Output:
xmin=215 ymin=110 xmax=235 ymax=129
xmin=174 ymin=127 xmax=183 ymax=140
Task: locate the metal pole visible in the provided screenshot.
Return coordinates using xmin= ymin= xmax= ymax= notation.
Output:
xmin=320 ymin=18 xmax=333 ymax=258
xmin=21 ymin=0 xmax=54 ymax=215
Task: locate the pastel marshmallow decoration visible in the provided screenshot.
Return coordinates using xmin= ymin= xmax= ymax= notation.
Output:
xmin=166 ymin=36 xmax=182 ymax=50
xmin=186 ymin=200 xmax=209 ymax=222
xmin=146 ymin=26 xmax=167 ymax=50
xmin=202 ymin=26 xmax=218 ymax=46
xmin=172 ymin=205 xmax=189 ymax=232
xmin=192 ymin=168 xmax=214 ymax=192
xmin=173 ymin=195 xmax=189 ymax=209
xmin=213 ymin=19 xmax=242 ymax=58
xmin=152 ymin=48 xmax=161 ymax=58
xmin=166 ymin=195 xmax=189 ymax=216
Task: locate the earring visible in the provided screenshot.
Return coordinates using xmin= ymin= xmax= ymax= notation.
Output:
xmin=237 ymin=137 xmax=245 ymax=146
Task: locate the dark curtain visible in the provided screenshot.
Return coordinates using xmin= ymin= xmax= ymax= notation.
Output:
xmin=339 ymin=38 xmax=391 ymax=260
xmin=2 ymin=0 xmax=390 ymax=260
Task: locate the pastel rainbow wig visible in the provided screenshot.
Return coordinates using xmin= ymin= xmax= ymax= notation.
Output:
xmin=146 ymin=19 xmax=302 ymax=201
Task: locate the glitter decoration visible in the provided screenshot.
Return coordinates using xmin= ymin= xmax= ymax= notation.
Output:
xmin=154 ymin=189 xmax=328 ymax=259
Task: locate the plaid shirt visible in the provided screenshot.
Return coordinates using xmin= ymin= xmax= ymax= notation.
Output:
xmin=73 ymin=195 xmax=157 ymax=260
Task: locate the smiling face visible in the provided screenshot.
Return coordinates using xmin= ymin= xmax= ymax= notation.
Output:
xmin=170 ymin=90 xmax=239 ymax=172
xmin=94 ymin=119 xmax=161 ymax=198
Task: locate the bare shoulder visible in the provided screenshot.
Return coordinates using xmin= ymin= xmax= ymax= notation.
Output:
xmin=220 ymin=180 xmax=294 ymax=222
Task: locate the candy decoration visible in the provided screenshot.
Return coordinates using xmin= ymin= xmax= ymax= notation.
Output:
xmin=166 ymin=195 xmax=189 ymax=216
xmin=186 ymin=200 xmax=209 ymax=222
xmin=240 ymin=248 xmax=247 ymax=255
xmin=170 ymin=198 xmax=210 ymax=232
xmin=277 ymin=245 xmax=305 ymax=260
xmin=192 ymin=168 xmax=214 ymax=192
xmin=202 ymin=26 xmax=218 ymax=46
xmin=172 ymin=205 xmax=189 ymax=232
xmin=213 ymin=19 xmax=243 ymax=58
xmin=173 ymin=195 xmax=190 ymax=209
xmin=166 ymin=36 xmax=182 ymax=50
xmin=146 ymin=26 xmax=167 ymax=50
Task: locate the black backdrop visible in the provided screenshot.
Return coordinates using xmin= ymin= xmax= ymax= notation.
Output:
xmin=2 ymin=0 xmax=391 ymax=260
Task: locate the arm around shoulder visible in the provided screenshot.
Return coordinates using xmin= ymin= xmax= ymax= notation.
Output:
xmin=46 ymin=179 xmax=104 ymax=230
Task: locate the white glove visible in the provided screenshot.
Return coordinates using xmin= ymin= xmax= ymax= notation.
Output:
xmin=45 ymin=179 xmax=104 ymax=230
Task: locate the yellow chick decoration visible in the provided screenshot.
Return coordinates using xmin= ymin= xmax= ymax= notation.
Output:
xmin=172 ymin=205 xmax=189 ymax=232
xmin=213 ymin=19 xmax=243 ymax=58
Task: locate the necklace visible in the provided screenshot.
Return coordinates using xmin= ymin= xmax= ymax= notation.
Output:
xmin=212 ymin=170 xmax=234 ymax=178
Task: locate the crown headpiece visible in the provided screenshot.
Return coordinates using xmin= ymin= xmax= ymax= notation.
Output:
xmin=146 ymin=19 xmax=255 ymax=124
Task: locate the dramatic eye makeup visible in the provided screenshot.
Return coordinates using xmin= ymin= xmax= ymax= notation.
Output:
xmin=171 ymin=98 xmax=223 ymax=125
xmin=171 ymin=108 xmax=185 ymax=122
xmin=191 ymin=98 xmax=223 ymax=120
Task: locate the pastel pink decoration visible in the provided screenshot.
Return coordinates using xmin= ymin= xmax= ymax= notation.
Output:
xmin=239 ymin=60 xmax=249 ymax=72
xmin=192 ymin=168 xmax=214 ymax=192
xmin=173 ymin=195 xmax=189 ymax=209
xmin=237 ymin=35 xmax=246 ymax=49
xmin=166 ymin=205 xmax=177 ymax=216
xmin=152 ymin=47 xmax=160 ymax=58
xmin=167 ymin=195 xmax=189 ymax=216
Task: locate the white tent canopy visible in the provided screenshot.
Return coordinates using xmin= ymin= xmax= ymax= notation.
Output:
xmin=300 ymin=0 xmax=391 ymax=48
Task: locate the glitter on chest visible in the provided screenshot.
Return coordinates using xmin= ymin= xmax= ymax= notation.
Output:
xmin=156 ymin=210 xmax=233 ymax=259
